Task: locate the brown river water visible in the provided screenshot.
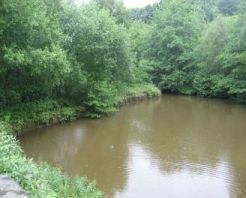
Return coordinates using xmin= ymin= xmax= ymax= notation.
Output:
xmin=20 ymin=95 xmax=246 ymax=198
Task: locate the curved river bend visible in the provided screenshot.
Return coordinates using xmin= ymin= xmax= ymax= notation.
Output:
xmin=20 ymin=95 xmax=246 ymax=198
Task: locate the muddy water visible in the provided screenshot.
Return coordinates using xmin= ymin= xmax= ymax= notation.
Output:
xmin=20 ymin=95 xmax=246 ymax=198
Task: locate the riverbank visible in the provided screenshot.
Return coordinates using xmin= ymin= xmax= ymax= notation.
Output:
xmin=19 ymin=94 xmax=246 ymax=198
xmin=0 ymin=84 xmax=160 ymax=197
xmin=0 ymin=122 xmax=103 ymax=198
xmin=0 ymin=84 xmax=160 ymax=135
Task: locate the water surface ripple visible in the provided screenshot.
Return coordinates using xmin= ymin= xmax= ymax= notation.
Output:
xmin=20 ymin=95 xmax=246 ymax=198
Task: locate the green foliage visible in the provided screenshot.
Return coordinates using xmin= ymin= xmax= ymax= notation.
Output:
xmin=0 ymin=0 xmax=144 ymax=116
xmin=129 ymin=3 xmax=159 ymax=23
xmin=2 ymin=0 xmax=246 ymax=195
xmin=128 ymin=22 xmax=152 ymax=84
xmin=0 ymin=99 xmax=84 ymax=133
xmin=193 ymin=72 xmax=231 ymax=97
xmin=0 ymin=122 xmax=103 ymax=197
xmin=124 ymin=84 xmax=161 ymax=99
xmin=0 ymin=0 xmax=70 ymax=107
xmin=93 ymin=0 xmax=129 ymax=26
xmin=195 ymin=16 xmax=235 ymax=74
xmin=1 ymin=0 xmax=245 ymax=115
xmin=61 ymin=3 xmax=133 ymax=111
xmin=139 ymin=0 xmax=246 ymax=102
xmin=193 ymin=11 xmax=246 ymax=102
xmin=84 ymin=80 xmax=118 ymax=118
xmin=145 ymin=0 xmax=202 ymax=93
xmin=196 ymin=0 xmax=219 ymax=22
xmin=217 ymin=0 xmax=241 ymax=16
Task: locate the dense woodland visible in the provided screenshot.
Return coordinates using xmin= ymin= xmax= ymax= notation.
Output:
xmin=1 ymin=0 xmax=246 ymax=117
xmin=131 ymin=0 xmax=246 ymax=102
xmin=0 ymin=0 xmax=246 ymax=197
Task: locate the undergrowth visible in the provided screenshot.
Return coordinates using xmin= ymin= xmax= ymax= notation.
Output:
xmin=0 ymin=99 xmax=85 ymax=134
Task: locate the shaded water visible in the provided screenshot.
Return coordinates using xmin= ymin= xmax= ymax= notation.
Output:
xmin=20 ymin=95 xmax=246 ymax=198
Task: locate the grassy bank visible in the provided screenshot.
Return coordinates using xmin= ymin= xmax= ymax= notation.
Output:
xmin=0 ymin=99 xmax=86 ymax=135
xmin=0 ymin=84 xmax=160 ymax=132
xmin=0 ymin=122 xmax=103 ymax=198
xmin=119 ymin=84 xmax=161 ymax=104
xmin=0 ymin=84 xmax=160 ymax=197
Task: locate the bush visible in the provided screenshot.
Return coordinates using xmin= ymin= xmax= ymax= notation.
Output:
xmin=84 ymin=81 xmax=119 ymax=118
xmin=117 ymin=84 xmax=161 ymax=105
xmin=0 ymin=99 xmax=85 ymax=133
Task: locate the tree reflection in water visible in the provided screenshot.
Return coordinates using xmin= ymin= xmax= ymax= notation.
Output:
xmin=20 ymin=95 xmax=246 ymax=198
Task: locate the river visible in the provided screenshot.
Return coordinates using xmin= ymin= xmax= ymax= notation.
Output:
xmin=19 ymin=95 xmax=246 ymax=198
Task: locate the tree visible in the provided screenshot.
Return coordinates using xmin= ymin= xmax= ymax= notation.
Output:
xmin=0 ymin=0 xmax=70 ymax=107
xmin=193 ymin=9 xmax=246 ymax=101
xmin=218 ymin=0 xmax=241 ymax=16
xmin=61 ymin=3 xmax=133 ymax=113
xmin=93 ymin=0 xmax=129 ymax=26
xmin=129 ymin=3 xmax=159 ymax=23
xmin=196 ymin=0 xmax=219 ymax=22
xmin=145 ymin=0 xmax=202 ymax=94
xmin=128 ymin=22 xmax=152 ymax=83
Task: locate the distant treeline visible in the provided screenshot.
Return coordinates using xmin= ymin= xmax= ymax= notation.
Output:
xmin=130 ymin=0 xmax=246 ymax=103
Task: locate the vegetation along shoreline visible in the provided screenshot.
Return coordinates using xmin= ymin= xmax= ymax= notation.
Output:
xmin=1 ymin=0 xmax=246 ymax=197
